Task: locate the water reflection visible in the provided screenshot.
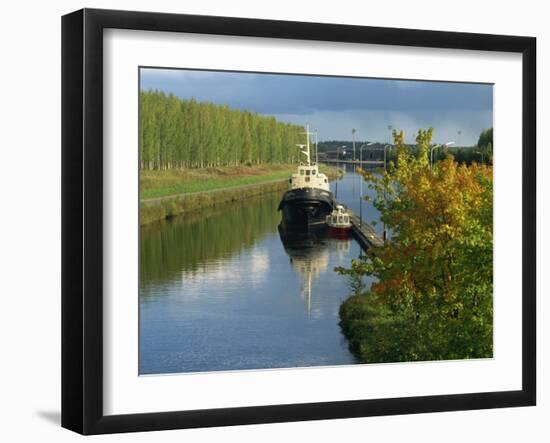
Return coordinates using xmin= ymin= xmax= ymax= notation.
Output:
xmin=278 ymin=225 xmax=352 ymax=314
xmin=139 ymin=168 xmax=374 ymax=374
xmin=140 ymin=192 xmax=281 ymax=289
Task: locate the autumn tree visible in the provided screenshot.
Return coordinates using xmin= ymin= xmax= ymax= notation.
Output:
xmin=338 ymin=128 xmax=493 ymax=363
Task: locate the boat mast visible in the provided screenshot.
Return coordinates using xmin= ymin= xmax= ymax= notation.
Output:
xmin=298 ymin=124 xmax=313 ymax=166
xmin=306 ymin=124 xmax=311 ymax=165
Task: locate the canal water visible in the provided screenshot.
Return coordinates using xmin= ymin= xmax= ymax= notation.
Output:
xmin=139 ymin=164 xmax=382 ymax=375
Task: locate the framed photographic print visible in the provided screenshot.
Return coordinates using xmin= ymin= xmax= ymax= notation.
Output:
xmin=61 ymin=8 xmax=536 ymax=435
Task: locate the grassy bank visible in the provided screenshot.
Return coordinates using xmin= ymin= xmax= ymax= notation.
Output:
xmin=140 ymin=164 xmax=339 ymax=225
xmin=140 ymin=179 xmax=288 ymax=225
xmin=141 ymin=164 xmax=297 ymax=200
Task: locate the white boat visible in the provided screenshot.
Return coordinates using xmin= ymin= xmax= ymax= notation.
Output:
xmin=278 ymin=125 xmax=335 ymax=230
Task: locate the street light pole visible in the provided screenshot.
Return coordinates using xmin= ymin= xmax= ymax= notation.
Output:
xmin=381 ymin=144 xmax=393 ymax=243
xmin=359 ymin=145 xmax=362 ymax=226
xmin=313 ymin=130 xmax=318 ymax=165
xmin=358 ymin=142 xmax=374 ymax=228
xmin=335 ymin=145 xmax=343 ymax=200
xmin=336 ymin=147 xmax=338 ymax=199
xmin=352 ymin=128 xmax=356 ymax=162
xmin=383 ymin=144 xmax=393 ymax=171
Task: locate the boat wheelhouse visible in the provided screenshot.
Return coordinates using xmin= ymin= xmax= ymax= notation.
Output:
xmin=288 ymin=164 xmax=330 ymax=192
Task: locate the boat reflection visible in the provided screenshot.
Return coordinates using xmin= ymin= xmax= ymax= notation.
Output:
xmin=278 ymin=224 xmax=351 ymax=314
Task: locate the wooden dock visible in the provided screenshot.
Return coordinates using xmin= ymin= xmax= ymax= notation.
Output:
xmin=346 ymin=208 xmax=385 ymax=249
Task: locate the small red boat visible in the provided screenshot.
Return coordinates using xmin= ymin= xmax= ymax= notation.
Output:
xmin=326 ymin=205 xmax=352 ymax=238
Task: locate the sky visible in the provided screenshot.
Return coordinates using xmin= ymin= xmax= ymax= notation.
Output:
xmin=140 ymin=68 xmax=493 ymax=146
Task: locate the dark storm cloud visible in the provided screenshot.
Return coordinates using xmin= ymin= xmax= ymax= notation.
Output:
xmin=140 ymin=68 xmax=493 ymax=144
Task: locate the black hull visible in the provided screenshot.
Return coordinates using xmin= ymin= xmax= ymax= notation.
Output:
xmin=278 ymin=187 xmax=334 ymax=230
xmin=277 ymin=223 xmax=328 ymax=257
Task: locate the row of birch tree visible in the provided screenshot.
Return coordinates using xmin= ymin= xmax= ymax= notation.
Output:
xmin=140 ymin=90 xmax=305 ymax=169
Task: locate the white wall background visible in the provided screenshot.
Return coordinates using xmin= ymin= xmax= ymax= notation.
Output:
xmin=0 ymin=0 xmax=546 ymax=441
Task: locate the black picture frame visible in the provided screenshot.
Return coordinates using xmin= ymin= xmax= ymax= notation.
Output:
xmin=62 ymin=8 xmax=536 ymax=435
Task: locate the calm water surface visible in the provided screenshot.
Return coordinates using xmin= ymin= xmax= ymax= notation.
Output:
xmin=139 ymin=165 xmax=382 ymax=374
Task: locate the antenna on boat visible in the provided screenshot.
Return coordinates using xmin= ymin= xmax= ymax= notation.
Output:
xmin=298 ymin=124 xmax=314 ymax=166
xmin=296 ymin=144 xmax=310 ymax=165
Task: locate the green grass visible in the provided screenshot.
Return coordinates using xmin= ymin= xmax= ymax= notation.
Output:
xmin=140 ymin=164 xmax=337 ymax=200
xmin=141 ymin=169 xmax=291 ymax=200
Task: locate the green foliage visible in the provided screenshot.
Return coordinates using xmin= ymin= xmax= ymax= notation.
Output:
xmin=475 ymin=127 xmax=493 ymax=164
xmin=444 ymin=147 xmax=489 ymax=165
xmin=433 ymin=127 xmax=493 ymax=165
xmin=140 ymin=90 xmax=304 ymax=169
xmin=338 ymin=128 xmax=493 ymax=363
xmin=477 ymin=127 xmax=493 ymax=148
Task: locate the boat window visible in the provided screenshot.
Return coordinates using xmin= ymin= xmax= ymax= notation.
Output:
xmin=344 ymin=216 xmax=349 ymax=223
xmin=324 ymin=179 xmax=328 ymax=183
xmin=305 ymin=177 xmax=310 ymax=182
xmin=306 ymin=169 xmax=310 ymax=176
xmin=312 ymin=169 xmax=316 ymax=174
xmin=338 ymin=216 xmax=343 ymax=223
xmin=300 ymin=169 xmax=304 ymax=175
xmin=289 ymin=178 xmax=292 ymax=183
